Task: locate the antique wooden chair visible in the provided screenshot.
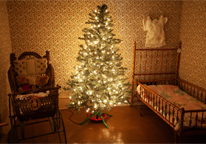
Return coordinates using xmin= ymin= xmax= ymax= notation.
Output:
xmin=7 ymin=51 xmax=67 ymax=143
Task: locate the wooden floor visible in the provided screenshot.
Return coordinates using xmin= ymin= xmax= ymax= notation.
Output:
xmin=8 ymin=106 xmax=206 ymax=143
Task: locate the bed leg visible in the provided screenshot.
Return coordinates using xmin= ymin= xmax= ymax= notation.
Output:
xmin=174 ymin=131 xmax=179 ymax=144
xmin=139 ymin=105 xmax=142 ymax=116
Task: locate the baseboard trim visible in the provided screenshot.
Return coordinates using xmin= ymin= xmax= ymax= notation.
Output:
xmin=59 ymin=95 xmax=69 ymax=99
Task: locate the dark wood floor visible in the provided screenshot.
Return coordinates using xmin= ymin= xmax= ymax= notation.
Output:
xmin=8 ymin=106 xmax=206 ymax=143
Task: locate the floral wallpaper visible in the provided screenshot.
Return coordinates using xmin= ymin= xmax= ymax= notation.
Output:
xmin=7 ymin=0 xmax=182 ymax=101
xmin=0 ymin=1 xmax=12 ymax=135
xmin=179 ymin=1 xmax=206 ymax=90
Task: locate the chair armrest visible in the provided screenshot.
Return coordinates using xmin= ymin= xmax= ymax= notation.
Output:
xmin=0 ymin=123 xmax=8 ymax=127
xmin=13 ymin=85 xmax=61 ymax=95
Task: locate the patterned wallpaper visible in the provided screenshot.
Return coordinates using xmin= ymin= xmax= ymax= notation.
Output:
xmin=7 ymin=0 xmax=182 ymax=98
xmin=179 ymin=1 xmax=206 ymax=90
xmin=0 ymin=1 xmax=12 ymax=135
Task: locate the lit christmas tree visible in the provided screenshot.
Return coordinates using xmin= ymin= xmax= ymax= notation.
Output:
xmin=65 ymin=4 xmax=131 ymax=128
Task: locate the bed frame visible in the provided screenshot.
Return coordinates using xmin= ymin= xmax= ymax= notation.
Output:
xmin=131 ymin=41 xmax=206 ymax=143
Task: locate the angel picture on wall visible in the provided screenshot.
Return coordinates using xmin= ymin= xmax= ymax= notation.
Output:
xmin=143 ymin=15 xmax=168 ymax=48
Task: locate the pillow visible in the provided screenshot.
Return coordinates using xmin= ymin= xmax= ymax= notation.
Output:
xmin=35 ymin=58 xmax=47 ymax=74
xmin=14 ymin=60 xmax=28 ymax=76
xmin=137 ymin=84 xmax=151 ymax=100
xmin=137 ymin=85 xmax=141 ymax=95
xmin=137 ymin=84 xmax=147 ymax=95
xmin=26 ymin=59 xmax=36 ymax=75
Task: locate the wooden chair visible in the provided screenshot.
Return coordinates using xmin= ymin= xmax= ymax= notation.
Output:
xmin=7 ymin=51 xmax=67 ymax=143
xmin=8 ymin=51 xmax=54 ymax=94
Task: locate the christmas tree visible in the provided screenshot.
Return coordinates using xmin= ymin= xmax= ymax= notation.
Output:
xmin=65 ymin=4 xmax=131 ymax=128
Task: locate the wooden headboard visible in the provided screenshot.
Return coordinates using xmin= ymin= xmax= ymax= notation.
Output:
xmin=131 ymin=42 xmax=181 ymax=103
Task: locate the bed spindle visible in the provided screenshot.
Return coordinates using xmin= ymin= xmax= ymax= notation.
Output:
xmin=160 ymin=51 xmax=163 ymax=74
xmin=165 ymin=51 xmax=169 ymax=76
xmin=201 ymin=90 xmax=204 ymax=102
xmin=169 ymin=104 xmax=171 ymax=123
xmin=172 ymin=107 xmax=175 ymax=124
xmin=175 ymin=42 xmax=181 ymax=84
xmin=139 ymin=51 xmax=142 ymax=81
xmin=189 ymin=112 xmax=192 ymax=131
xmin=179 ymin=81 xmax=181 ymax=89
xmin=144 ymin=51 xmax=147 ymax=81
xmin=170 ymin=51 xmax=174 ymax=73
xmin=181 ymin=82 xmax=183 ymax=89
xmin=201 ymin=112 xmax=204 ymax=129
xmin=195 ymin=112 xmax=198 ymax=131
xmin=155 ymin=51 xmax=158 ymax=80
xmin=180 ymin=108 xmax=185 ymax=133
xmin=131 ymin=41 xmax=136 ymax=105
xmin=165 ymin=102 xmax=167 ymax=118
xmin=155 ymin=95 xmax=157 ymax=111
xmin=190 ymin=86 xmax=192 ymax=95
xmin=183 ymin=83 xmax=186 ymax=92
xmin=189 ymin=85 xmax=191 ymax=95
xmin=152 ymin=93 xmax=154 ymax=107
xmin=185 ymin=83 xmax=187 ymax=92
xmin=162 ymin=99 xmax=164 ymax=115
xmin=176 ymin=110 xmax=179 ymax=124
xmin=197 ymin=89 xmax=200 ymax=101
xmin=150 ymin=52 xmax=153 ymax=81
xmin=178 ymin=81 xmax=181 ymax=89
xmin=193 ymin=88 xmax=195 ymax=97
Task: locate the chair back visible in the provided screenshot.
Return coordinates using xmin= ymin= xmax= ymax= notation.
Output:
xmin=8 ymin=51 xmax=55 ymax=94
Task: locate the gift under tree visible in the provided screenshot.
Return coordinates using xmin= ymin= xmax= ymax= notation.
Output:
xmin=65 ymin=4 xmax=131 ymax=128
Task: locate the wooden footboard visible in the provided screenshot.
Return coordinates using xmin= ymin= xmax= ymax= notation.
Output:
xmin=136 ymin=79 xmax=206 ymax=137
xmin=136 ymin=80 xmax=182 ymax=131
xmin=175 ymin=78 xmax=206 ymax=135
xmin=176 ymin=79 xmax=206 ymax=104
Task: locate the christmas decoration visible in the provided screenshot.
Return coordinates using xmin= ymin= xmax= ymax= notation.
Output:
xmin=64 ymin=4 xmax=132 ymax=128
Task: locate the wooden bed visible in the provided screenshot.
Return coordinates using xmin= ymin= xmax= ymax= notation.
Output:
xmin=131 ymin=41 xmax=206 ymax=143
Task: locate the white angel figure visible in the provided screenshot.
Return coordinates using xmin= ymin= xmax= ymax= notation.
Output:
xmin=143 ymin=15 xmax=168 ymax=48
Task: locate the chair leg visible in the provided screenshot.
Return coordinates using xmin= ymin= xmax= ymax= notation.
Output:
xmin=52 ymin=116 xmax=57 ymax=132
xmin=49 ymin=117 xmax=56 ymax=133
xmin=55 ymin=110 xmax=59 ymax=129
xmin=8 ymin=116 xmax=19 ymax=143
xmin=60 ymin=110 xmax=67 ymax=144
xmin=20 ymin=122 xmax=25 ymax=140
xmin=56 ymin=110 xmax=67 ymax=144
